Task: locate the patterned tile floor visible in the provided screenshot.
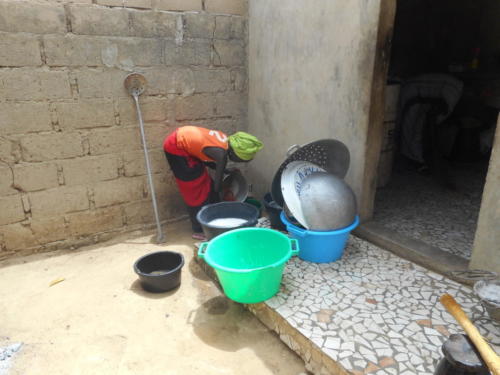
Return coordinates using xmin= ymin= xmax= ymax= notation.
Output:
xmin=373 ymin=162 xmax=487 ymax=260
xmin=265 ymin=236 xmax=499 ymax=375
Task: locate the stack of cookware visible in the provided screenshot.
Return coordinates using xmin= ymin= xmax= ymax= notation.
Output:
xmin=269 ymin=139 xmax=359 ymax=263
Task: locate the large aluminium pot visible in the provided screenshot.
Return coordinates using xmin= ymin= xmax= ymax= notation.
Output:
xmin=299 ymin=172 xmax=357 ymax=230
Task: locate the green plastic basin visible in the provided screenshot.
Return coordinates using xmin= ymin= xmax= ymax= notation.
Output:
xmin=198 ymin=228 xmax=299 ymax=304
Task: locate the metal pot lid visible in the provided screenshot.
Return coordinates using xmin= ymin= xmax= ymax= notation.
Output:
xmin=271 ymin=139 xmax=350 ymax=206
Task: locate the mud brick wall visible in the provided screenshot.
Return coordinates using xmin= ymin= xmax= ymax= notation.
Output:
xmin=0 ymin=0 xmax=247 ymax=258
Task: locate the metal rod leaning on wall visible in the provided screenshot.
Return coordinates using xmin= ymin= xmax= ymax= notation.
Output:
xmin=124 ymin=73 xmax=165 ymax=243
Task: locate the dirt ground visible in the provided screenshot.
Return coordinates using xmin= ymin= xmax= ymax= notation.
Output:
xmin=0 ymin=220 xmax=307 ymax=375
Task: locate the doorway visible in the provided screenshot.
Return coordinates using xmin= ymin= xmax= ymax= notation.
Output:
xmin=364 ymin=0 xmax=499 ymax=270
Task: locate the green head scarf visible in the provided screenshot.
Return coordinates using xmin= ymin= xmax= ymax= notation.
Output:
xmin=228 ymin=132 xmax=264 ymax=161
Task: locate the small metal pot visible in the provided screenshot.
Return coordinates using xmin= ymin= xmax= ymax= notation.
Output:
xmin=473 ymin=279 xmax=500 ymax=323
xmin=221 ymin=170 xmax=248 ymax=202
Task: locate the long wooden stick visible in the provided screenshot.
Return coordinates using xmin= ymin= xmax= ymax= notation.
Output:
xmin=440 ymin=294 xmax=500 ymax=375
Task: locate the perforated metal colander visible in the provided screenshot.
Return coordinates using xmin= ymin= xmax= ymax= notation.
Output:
xmin=271 ymin=139 xmax=350 ymax=206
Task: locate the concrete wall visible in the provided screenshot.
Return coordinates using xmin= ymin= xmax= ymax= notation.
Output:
xmin=0 ymin=0 xmax=247 ymax=258
xmin=470 ymin=117 xmax=500 ymax=274
xmin=246 ymin=0 xmax=381 ymax=203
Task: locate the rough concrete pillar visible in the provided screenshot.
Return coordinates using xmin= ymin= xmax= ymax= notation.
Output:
xmin=470 ymin=117 xmax=500 ymax=274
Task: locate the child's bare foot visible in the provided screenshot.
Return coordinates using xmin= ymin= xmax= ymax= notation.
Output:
xmin=192 ymin=232 xmax=206 ymax=241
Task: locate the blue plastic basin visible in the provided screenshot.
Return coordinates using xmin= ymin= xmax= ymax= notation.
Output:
xmin=280 ymin=212 xmax=359 ymax=263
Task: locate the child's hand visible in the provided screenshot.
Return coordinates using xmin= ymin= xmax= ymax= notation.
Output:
xmin=223 ymin=190 xmax=236 ymax=201
xmin=224 ymin=167 xmax=241 ymax=175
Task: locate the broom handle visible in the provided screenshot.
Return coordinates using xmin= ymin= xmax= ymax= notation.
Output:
xmin=440 ymin=294 xmax=500 ymax=375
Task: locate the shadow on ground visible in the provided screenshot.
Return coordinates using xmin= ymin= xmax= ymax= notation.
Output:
xmin=186 ymin=244 xmax=308 ymax=374
xmin=188 ymin=256 xmax=211 ymax=282
xmin=129 ymin=279 xmax=180 ymax=299
xmin=189 ymin=293 xmax=307 ymax=374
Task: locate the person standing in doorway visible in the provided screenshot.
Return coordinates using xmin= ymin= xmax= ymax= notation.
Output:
xmin=163 ymin=126 xmax=263 ymax=240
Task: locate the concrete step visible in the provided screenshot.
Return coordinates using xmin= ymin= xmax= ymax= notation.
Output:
xmin=354 ymin=222 xmax=470 ymax=282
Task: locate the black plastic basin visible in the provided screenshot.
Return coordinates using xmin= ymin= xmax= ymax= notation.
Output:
xmin=134 ymin=251 xmax=184 ymax=293
xmin=196 ymin=202 xmax=259 ymax=240
xmin=263 ymin=193 xmax=286 ymax=231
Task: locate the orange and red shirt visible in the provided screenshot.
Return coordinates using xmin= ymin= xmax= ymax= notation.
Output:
xmin=175 ymin=126 xmax=229 ymax=162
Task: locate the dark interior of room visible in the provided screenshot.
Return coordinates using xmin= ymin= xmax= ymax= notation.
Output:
xmin=373 ymin=0 xmax=500 ymax=261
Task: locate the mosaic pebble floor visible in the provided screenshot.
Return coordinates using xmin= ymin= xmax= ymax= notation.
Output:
xmin=265 ymin=236 xmax=499 ymax=375
xmin=374 ymin=162 xmax=487 ymax=260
